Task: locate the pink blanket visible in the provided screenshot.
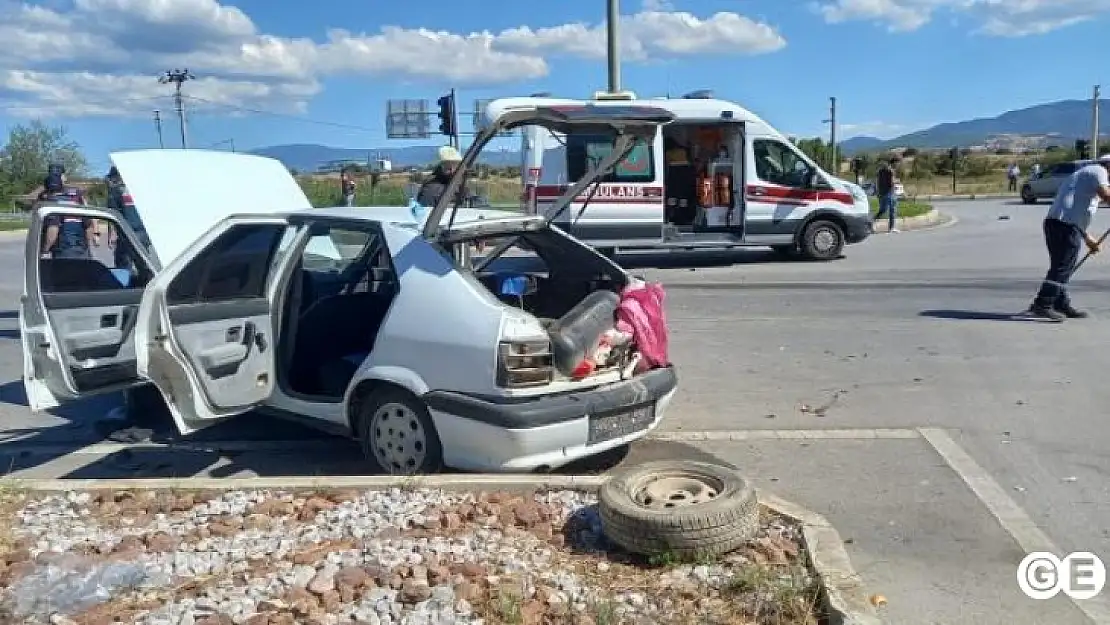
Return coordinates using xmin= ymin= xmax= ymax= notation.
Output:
xmin=615 ymin=281 xmax=669 ymax=371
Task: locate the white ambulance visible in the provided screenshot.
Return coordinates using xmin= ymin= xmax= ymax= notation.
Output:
xmin=516 ymin=91 xmax=874 ymax=261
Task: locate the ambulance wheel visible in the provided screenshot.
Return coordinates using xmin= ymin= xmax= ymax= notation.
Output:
xmin=799 ymin=220 xmax=845 ymax=261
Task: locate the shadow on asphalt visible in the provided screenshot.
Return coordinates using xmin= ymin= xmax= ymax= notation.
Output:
xmin=613 ymin=249 xmax=818 ymax=270
xmin=919 ymin=309 xmax=1040 ymax=322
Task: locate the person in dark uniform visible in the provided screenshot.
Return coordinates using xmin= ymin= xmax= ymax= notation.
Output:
xmin=416 ymin=145 xmax=470 ymax=207
xmin=40 ymin=171 xmax=94 ymax=259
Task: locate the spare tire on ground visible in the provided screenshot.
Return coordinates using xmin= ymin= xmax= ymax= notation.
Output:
xmin=598 ymin=460 xmax=759 ymax=559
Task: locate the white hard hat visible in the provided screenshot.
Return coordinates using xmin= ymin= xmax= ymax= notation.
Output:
xmin=437 ymin=145 xmax=462 ymax=163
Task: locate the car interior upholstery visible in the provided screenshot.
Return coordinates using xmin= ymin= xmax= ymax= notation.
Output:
xmin=280 ymin=234 xmax=399 ymax=399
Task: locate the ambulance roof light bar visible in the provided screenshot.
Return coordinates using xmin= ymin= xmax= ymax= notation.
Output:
xmin=593 ymin=90 xmax=637 ymax=101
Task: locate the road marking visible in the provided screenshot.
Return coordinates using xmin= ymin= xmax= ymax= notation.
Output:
xmin=652 ymin=428 xmax=920 ymax=441
xmin=0 ymin=428 xmax=925 ymax=457
xmin=919 ymin=427 xmax=1110 ymax=625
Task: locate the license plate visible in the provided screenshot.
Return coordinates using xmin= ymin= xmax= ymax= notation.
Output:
xmin=588 ymin=403 xmax=655 ymax=444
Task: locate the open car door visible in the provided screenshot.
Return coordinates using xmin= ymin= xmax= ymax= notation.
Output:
xmin=422 ymin=102 xmax=675 ymax=242
xmin=21 ymin=205 xmax=161 ymax=411
xmin=133 ymin=214 xmax=301 ymax=435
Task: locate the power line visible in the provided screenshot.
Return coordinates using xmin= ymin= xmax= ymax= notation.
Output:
xmin=182 ymin=95 xmax=384 ymax=133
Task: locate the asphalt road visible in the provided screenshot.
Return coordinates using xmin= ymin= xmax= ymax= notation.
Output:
xmin=2 ymin=200 xmax=1109 ymax=598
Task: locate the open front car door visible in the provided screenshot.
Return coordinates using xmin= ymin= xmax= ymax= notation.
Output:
xmin=134 ymin=215 xmax=299 ymax=435
xmin=21 ymin=205 xmax=161 ymax=411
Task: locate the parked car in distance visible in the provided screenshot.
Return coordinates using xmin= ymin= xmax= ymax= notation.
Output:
xmin=1022 ymin=160 xmax=1096 ymax=204
xmin=20 ymin=101 xmax=680 ymax=475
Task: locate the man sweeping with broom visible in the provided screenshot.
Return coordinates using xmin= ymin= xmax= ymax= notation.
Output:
xmin=1027 ymin=154 xmax=1110 ymax=321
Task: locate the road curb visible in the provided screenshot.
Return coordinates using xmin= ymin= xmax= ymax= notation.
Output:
xmin=872 ymin=208 xmax=951 ymax=233
xmin=4 ymin=473 xmax=881 ymax=625
xmin=911 ymin=193 xmax=1011 ymax=202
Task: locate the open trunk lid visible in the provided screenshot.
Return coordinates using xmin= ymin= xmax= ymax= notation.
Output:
xmin=109 ymin=149 xmax=311 ymax=266
xmin=421 ymin=102 xmax=675 ymax=241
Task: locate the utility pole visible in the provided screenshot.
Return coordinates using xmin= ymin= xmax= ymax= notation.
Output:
xmin=607 ymin=0 xmax=621 ymax=93
xmin=159 ymin=69 xmax=195 ymax=148
xmin=152 ymin=110 xmax=164 ymax=148
xmin=1093 ymin=85 xmax=1101 ymax=159
xmin=823 ymin=97 xmax=837 ymax=173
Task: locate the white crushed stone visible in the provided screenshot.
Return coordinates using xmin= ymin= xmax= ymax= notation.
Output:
xmin=2 ymin=488 xmax=805 ymax=625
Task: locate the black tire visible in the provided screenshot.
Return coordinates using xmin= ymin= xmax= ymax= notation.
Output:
xmin=356 ymin=386 xmax=443 ymax=475
xmin=1021 ymin=185 xmax=1037 ymax=204
xmin=598 ymin=460 xmax=759 ymax=559
xmin=799 ymin=219 xmax=845 ymax=261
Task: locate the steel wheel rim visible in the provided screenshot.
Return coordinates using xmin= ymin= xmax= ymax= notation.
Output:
xmin=632 ymin=471 xmax=723 ymax=510
xmin=369 ymin=402 xmax=427 ymax=473
xmin=813 ymin=227 xmax=838 ymax=254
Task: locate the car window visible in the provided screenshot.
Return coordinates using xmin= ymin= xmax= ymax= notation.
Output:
xmin=166 ymin=223 xmax=288 ymax=305
xmin=38 ymin=211 xmax=154 ymax=294
xmin=1053 ymin=163 xmax=1077 ymax=176
xmin=301 ymin=227 xmax=376 ymax=272
xmin=565 ymin=133 xmax=654 ymax=183
xmin=753 ymin=139 xmax=812 ymax=188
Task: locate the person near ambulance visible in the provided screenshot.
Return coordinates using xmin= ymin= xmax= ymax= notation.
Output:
xmin=416 ymin=146 xmax=470 ymax=208
xmin=1027 ymin=154 xmax=1110 ymax=321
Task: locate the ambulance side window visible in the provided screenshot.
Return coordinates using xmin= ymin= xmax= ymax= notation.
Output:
xmin=566 ymin=134 xmax=654 ymax=183
xmin=753 ymin=139 xmax=813 ymax=188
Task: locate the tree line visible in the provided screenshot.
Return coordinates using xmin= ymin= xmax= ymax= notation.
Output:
xmin=0 ymin=122 xmax=89 ymax=209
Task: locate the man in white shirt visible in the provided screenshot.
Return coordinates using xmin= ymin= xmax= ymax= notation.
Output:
xmin=1028 ymin=155 xmax=1110 ymax=320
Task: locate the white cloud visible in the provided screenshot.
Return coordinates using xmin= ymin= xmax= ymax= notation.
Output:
xmin=813 ymin=0 xmax=1109 ymax=35
xmin=0 ymin=0 xmax=786 ymax=119
xmin=495 ymin=11 xmax=785 ymax=61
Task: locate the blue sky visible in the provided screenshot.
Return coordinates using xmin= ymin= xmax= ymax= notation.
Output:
xmin=1 ymin=0 xmax=1108 ymax=172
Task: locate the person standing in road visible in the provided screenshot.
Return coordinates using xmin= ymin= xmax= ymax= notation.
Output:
xmin=340 ymin=170 xmax=357 ymax=207
xmin=416 ymin=146 xmax=469 ymax=208
xmin=1026 ymin=154 xmax=1110 ymax=321
xmin=873 ymin=157 xmax=900 ymax=233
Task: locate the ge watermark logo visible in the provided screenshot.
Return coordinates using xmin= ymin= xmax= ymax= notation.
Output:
xmin=1017 ymin=552 xmax=1106 ymax=600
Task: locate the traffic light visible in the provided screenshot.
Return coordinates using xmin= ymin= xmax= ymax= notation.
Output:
xmin=1075 ymin=139 xmax=1090 ymax=159
xmin=437 ymin=92 xmax=456 ymax=137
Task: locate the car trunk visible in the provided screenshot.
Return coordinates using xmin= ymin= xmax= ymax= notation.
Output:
xmin=450 ymin=222 xmax=641 ymax=382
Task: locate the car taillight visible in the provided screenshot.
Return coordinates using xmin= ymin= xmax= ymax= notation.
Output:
xmin=122 ymin=194 xmax=134 ymax=206
xmin=497 ymin=340 xmax=554 ymax=388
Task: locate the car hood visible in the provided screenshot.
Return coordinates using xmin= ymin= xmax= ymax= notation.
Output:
xmin=109 ymin=149 xmax=311 ymax=266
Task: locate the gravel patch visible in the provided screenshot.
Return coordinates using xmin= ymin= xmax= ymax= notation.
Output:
xmin=0 ymin=487 xmax=817 ymax=625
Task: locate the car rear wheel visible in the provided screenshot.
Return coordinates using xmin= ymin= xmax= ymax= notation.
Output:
xmin=1021 ymin=185 xmax=1037 ymax=204
xmin=357 ymin=387 xmax=443 ymax=475
xmin=799 ymin=219 xmax=845 ymax=261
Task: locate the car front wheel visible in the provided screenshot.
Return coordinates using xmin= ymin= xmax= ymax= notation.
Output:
xmin=356 ymin=386 xmax=444 ymax=475
xmin=1021 ymin=185 xmax=1037 ymax=204
xmin=799 ymin=220 xmax=845 ymax=261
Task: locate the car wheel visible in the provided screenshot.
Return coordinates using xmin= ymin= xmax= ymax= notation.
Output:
xmin=1021 ymin=185 xmax=1037 ymax=204
xmin=598 ymin=460 xmax=759 ymax=559
xmin=799 ymin=219 xmax=845 ymax=261
xmin=357 ymin=387 xmax=443 ymax=475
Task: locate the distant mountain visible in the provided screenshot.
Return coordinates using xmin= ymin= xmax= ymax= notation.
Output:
xmin=839 ymin=98 xmax=1110 ymax=154
xmin=250 ymin=143 xmax=521 ymax=171
xmin=837 ymin=136 xmax=884 ymax=154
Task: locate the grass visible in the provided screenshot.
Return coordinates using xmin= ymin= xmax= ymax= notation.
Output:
xmin=902 ymin=174 xmax=1016 ymax=197
xmin=722 ymin=563 xmax=822 ymax=625
xmin=868 ymin=197 xmax=933 ymax=219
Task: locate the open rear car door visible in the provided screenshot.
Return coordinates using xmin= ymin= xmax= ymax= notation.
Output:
xmin=21 ymin=206 xmax=161 ymax=411
xmin=133 ymin=214 xmax=301 ymax=435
